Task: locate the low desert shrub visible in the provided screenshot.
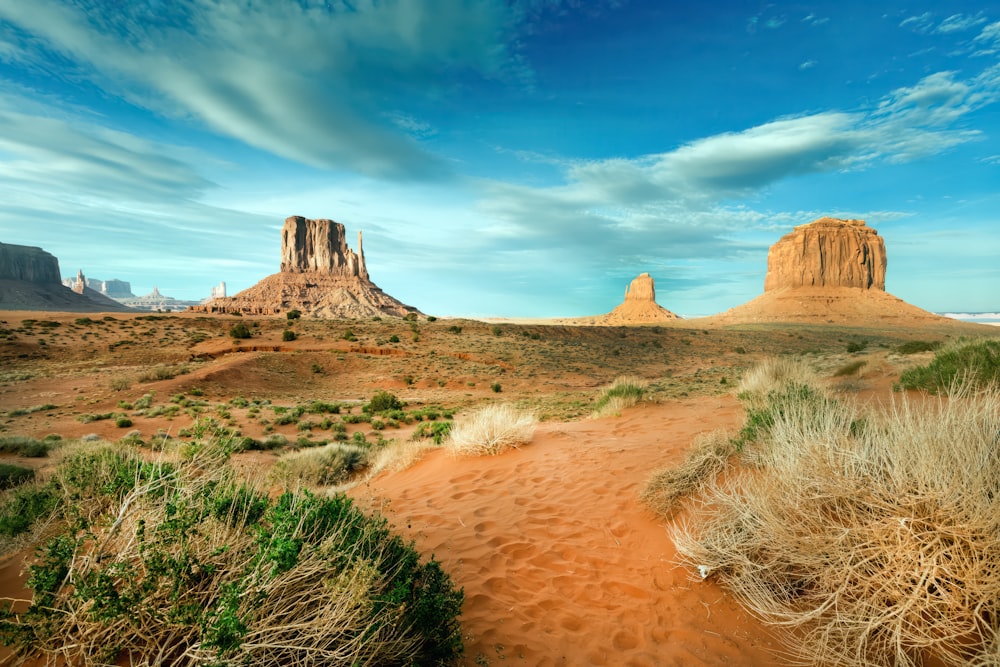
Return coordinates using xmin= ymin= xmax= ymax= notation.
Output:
xmin=0 ymin=451 xmax=464 ymax=666
xmin=0 ymin=463 xmax=34 ymax=490
xmin=0 ymin=436 xmax=51 ymax=458
xmin=591 ymin=375 xmax=647 ymax=417
xmin=897 ymin=338 xmax=1000 ymax=393
xmin=666 ymin=369 xmax=1000 ymax=667
xmin=412 ymin=421 xmax=453 ymax=445
xmin=641 ymin=431 xmax=735 ymax=519
xmin=281 ymin=329 xmax=297 ymax=342
xmin=271 ymin=443 xmax=370 ymax=487
xmin=229 ymin=322 xmax=252 ymax=339
xmin=447 ymin=404 xmax=536 ymax=456
xmin=895 ymin=340 xmax=942 ymax=355
xmin=832 ymin=359 xmax=867 ymax=377
xmin=366 ymin=390 xmax=403 ymax=414
xmin=0 ymin=482 xmax=58 ymax=538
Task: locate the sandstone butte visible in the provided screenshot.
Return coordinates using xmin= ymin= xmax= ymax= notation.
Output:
xmin=0 ymin=242 xmax=130 ymax=312
xmin=706 ymin=217 xmax=947 ymax=325
xmin=191 ymin=216 xmax=420 ymax=318
xmin=599 ymin=272 xmax=681 ymax=325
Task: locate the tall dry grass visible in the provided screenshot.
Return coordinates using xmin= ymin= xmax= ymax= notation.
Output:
xmin=669 ymin=379 xmax=1000 ymax=667
xmin=641 ymin=430 xmax=735 ymax=519
xmin=446 ymin=403 xmax=537 ymax=455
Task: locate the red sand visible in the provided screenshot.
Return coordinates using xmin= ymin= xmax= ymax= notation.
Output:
xmin=355 ymin=397 xmax=788 ymax=666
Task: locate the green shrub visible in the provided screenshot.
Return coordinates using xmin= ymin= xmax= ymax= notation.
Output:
xmin=0 ymin=463 xmax=34 ymax=490
xmin=846 ymin=339 xmax=867 ymax=353
xmin=0 ymin=459 xmax=463 ymax=665
xmin=897 ymin=339 xmax=1000 ymax=393
xmin=230 ymin=323 xmax=252 ymax=339
xmin=0 ymin=483 xmax=58 ymax=537
xmin=286 ymin=309 xmax=301 ymax=320
xmin=366 ymin=391 xmax=403 ymax=414
xmin=342 ymin=329 xmax=356 ymax=341
xmin=448 ymin=325 xmax=462 ymax=334
xmin=896 ymin=340 xmax=942 ymax=355
xmin=388 ymin=334 xmax=400 ymax=343
xmin=115 ymin=416 xmax=133 ymax=428
xmin=0 ymin=436 xmax=50 ymax=458
xmin=491 ymin=382 xmax=502 ymax=393
xmin=592 ymin=376 xmax=647 ymax=417
xmin=282 ymin=329 xmax=297 ymax=342
xmin=412 ymin=421 xmax=453 ymax=445
xmin=833 ymin=360 xmax=867 ymax=377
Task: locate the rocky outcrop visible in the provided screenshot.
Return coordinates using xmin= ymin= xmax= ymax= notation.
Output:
xmin=764 ymin=218 xmax=886 ymax=291
xmin=0 ymin=243 xmax=131 ymax=312
xmin=701 ymin=217 xmax=947 ymax=326
xmin=191 ymin=216 xmax=418 ymax=318
xmin=598 ymin=273 xmax=680 ymax=325
xmin=0 ymin=242 xmax=61 ymax=284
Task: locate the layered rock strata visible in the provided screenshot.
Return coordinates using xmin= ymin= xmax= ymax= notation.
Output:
xmin=599 ymin=273 xmax=680 ymax=324
xmin=764 ymin=218 xmax=886 ymax=291
xmin=191 ymin=216 xmax=419 ymax=318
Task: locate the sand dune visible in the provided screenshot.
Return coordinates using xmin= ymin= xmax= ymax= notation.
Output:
xmin=355 ymin=398 xmax=786 ymax=666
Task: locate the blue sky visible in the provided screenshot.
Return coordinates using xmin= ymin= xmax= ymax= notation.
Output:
xmin=0 ymin=0 xmax=998 ymax=317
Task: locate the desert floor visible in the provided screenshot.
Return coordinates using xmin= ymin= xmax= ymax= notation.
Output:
xmin=1 ymin=310 xmax=996 ymax=666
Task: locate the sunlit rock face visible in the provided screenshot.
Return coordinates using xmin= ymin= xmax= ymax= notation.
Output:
xmin=764 ymin=218 xmax=886 ymax=292
xmin=191 ymin=215 xmax=419 ymax=318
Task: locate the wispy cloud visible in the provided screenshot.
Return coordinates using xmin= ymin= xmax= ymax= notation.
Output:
xmin=0 ymin=0 xmax=524 ymax=179
xmin=936 ymin=13 xmax=988 ymax=33
xmin=799 ymin=60 xmax=818 ymax=70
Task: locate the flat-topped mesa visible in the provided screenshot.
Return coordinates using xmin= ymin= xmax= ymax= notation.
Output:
xmin=280 ymin=216 xmax=368 ymax=279
xmin=0 ymin=242 xmax=62 ymax=284
xmin=764 ymin=217 xmax=886 ymax=292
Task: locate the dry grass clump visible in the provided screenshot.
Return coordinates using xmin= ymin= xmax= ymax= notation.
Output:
xmin=591 ymin=375 xmax=648 ymax=418
xmin=270 ymin=443 xmax=370 ymax=487
xmin=670 ymin=384 xmax=1000 ymax=667
xmin=446 ymin=403 xmax=537 ymax=455
xmin=736 ymin=356 xmax=819 ymax=409
xmin=641 ymin=430 xmax=735 ymax=519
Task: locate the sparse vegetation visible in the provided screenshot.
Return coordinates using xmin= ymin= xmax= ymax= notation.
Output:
xmin=895 ymin=340 xmax=942 ymax=355
xmin=0 ymin=463 xmax=35 ymax=490
xmin=447 ymin=404 xmax=537 ymax=456
xmin=229 ymin=322 xmax=252 ymax=339
xmin=366 ymin=390 xmax=403 ymax=414
xmin=0 ymin=442 xmax=464 ymax=666
xmin=657 ymin=359 xmax=1000 ymax=667
xmin=285 ymin=309 xmax=301 ymax=320
xmin=591 ymin=375 xmax=647 ymax=417
xmin=282 ymin=329 xmax=297 ymax=342
xmin=0 ymin=436 xmax=51 ymax=458
xmin=897 ymin=338 xmax=1000 ymax=393
xmin=271 ymin=443 xmax=370 ymax=487
xmin=832 ymin=359 xmax=867 ymax=377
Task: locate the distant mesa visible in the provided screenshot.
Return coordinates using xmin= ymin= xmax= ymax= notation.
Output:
xmin=62 ymin=272 xmax=135 ymax=299
xmin=0 ymin=242 xmax=131 ymax=312
xmin=598 ymin=273 xmax=680 ymax=325
xmin=707 ymin=217 xmax=947 ymax=325
xmin=191 ymin=215 xmax=420 ymax=318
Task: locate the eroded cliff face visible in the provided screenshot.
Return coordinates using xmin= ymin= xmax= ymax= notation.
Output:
xmin=764 ymin=218 xmax=886 ymax=291
xmin=280 ymin=216 xmax=368 ymax=279
xmin=0 ymin=242 xmax=61 ymax=284
xmin=600 ymin=272 xmax=679 ymax=324
xmin=192 ymin=215 xmax=416 ymax=318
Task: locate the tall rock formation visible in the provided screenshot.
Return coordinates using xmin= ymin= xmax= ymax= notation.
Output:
xmin=191 ymin=216 xmax=419 ymax=318
xmin=598 ymin=273 xmax=680 ymax=325
xmin=0 ymin=242 xmax=61 ymax=283
xmin=0 ymin=242 xmax=131 ymax=312
xmin=764 ymin=218 xmax=886 ymax=291
xmin=705 ymin=217 xmax=945 ymax=325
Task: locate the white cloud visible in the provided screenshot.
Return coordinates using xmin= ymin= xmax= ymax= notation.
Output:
xmin=799 ymin=60 xmax=818 ymax=70
xmin=900 ymin=13 xmax=934 ymax=33
xmin=0 ymin=0 xmax=523 ymax=179
xmin=935 ymin=13 xmax=988 ymax=33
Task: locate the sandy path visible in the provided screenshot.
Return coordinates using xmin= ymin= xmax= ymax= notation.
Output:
xmin=356 ymin=397 xmax=787 ymax=666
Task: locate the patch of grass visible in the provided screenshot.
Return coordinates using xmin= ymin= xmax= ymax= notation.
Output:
xmin=832 ymin=359 xmax=867 ymax=377
xmin=0 ymin=437 xmax=51 ymax=458
xmin=447 ymin=404 xmax=536 ymax=456
xmin=138 ymin=364 xmax=190 ymax=383
xmin=271 ymin=443 xmax=370 ymax=487
xmin=591 ymin=376 xmax=647 ymax=417
xmin=411 ymin=421 xmax=453 ymax=445
xmin=282 ymin=329 xmax=297 ymax=342
xmin=895 ymin=340 xmax=942 ymax=355
xmin=897 ymin=338 xmax=1000 ymax=393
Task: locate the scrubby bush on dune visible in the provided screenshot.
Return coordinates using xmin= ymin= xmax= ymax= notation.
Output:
xmin=591 ymin=375 xmax=648 ymax=417
xmin=447 ymin=403 xmax=537 ymax=455
xmin=653 ymin=358 xmax=1000 ymax=667
xmin=0 ymin=441 xmax=463 ymax=666
xmin=897 ymin=338 xmax=1000 ymax=393
xmin=270 ymin=443 xmax=370 ymax=487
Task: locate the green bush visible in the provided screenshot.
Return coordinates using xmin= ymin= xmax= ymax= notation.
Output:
xmin=282 ymin=329 xmax=297 ymax=342
xmin=0 ymin=483 xmax=58 ymax=537
xmin=491 ymin=382 xmax=502 ymax=393
xmin=896 ymin=340 xmax=942 ymax=355
xmin=0 ymin=457 xmax=463 ymax=665
xmin=0 ymin=463 xmax=34 ymax=490
xmin=286 ymin=309 xmax=301 ymax=320
xmin=0 ymin=436 xmax=50 ymax=457
xmin=897 ymin=339 xmax=1000 ymax=394
xmin=115 ymin=416 xmax=133 ymax=428
xmin=388 ymin=334 xmax=400 ymax=343
xmin=412 ymin=421 xmax=453 ymax=445
xmin=366 ymin=391 xmax=403 ymax=414
xmin=230 ymin=323 xmax=252 ymax=339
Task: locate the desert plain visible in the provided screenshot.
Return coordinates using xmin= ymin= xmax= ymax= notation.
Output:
xmin=1 ymin=306 xmax=997 ymax=666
